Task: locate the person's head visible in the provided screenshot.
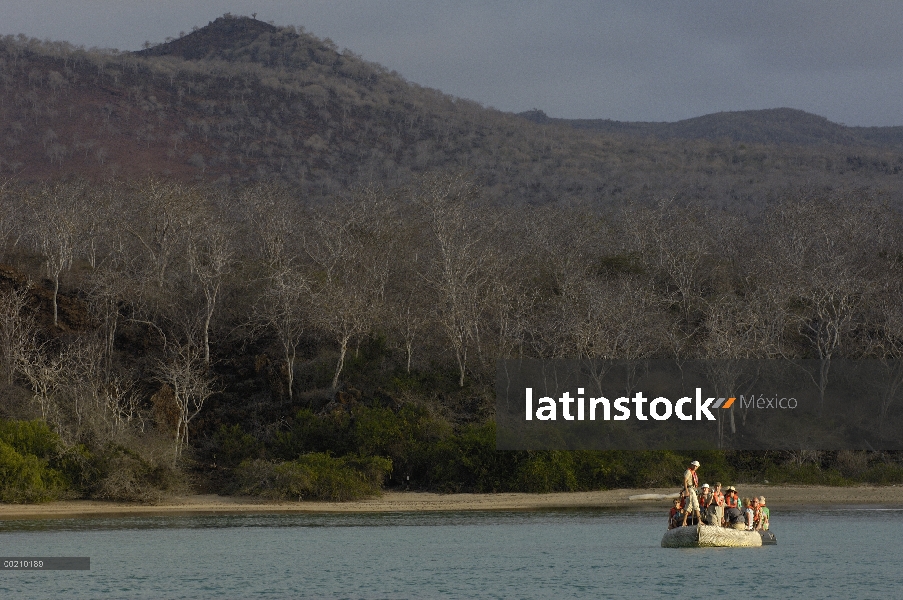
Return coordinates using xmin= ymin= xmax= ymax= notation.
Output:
xmin=690 ymin=460 xmax=700 ymax=470
xmin=673 ymin=499 xmax=681 ymax=507
xmin=701 ymin=483 xmax=710 ymax=492
xmin=759 ymin=496 xmax=766 ymax=506
xmin=715 ymin=482 xmax=722 ymax=490
xmin=753 ymin=497 xmax=760 ymax=506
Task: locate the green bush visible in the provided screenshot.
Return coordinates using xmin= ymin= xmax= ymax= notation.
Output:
xmin=236 ymin=453 xmax=392 ymax=501
xmin=426 ymin=421 xmax=516 ymax=492
xmin=0 ymin=418 xmax=61 ymax=458
xmin=271 ymin=404 xmax=450 ymax=488
xmin=516 ymin=452 xmax=578 ymax=493
xmin=762 ymin=463 xmax=849 ymax=486
xmin=0 ymin=440 xmax=67 ymax=503
xmin=571 ymin=451 xmax=627 ymax=489
xmin=628 ymin=451 xmax=689 ymax=488
xmin=213 ymin=424 xmax=260 ymax=467
xmin=862 ymin=462 xmax=903 ymax=484
xmin=352 ymin=404 xmax=449 ymax=481
xmin=271 ymin=409 xmax=354 ymax=459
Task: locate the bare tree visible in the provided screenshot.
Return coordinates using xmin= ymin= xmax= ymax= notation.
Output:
xmin=243 ymin=182 xmax=298 ymax=271
xmin=415 ymin=173 xmax=495 ymax=387
xmin=256 ymin=265 xmax=309 ymax=399
xmin=30 ymin=183 xmax=80 ymax=327
xmin=383 ymin=218 xmax=432 ymax=374
xmin=125 ymin=178 xmax=200 ymax=291
xmin=385 ymin=283 xmax=431 ymax=374
xmin=86 ymin=257 xmax=128 ymax=384
xmin=701 ymin=292 xmax=784 ymax=445
xmin=302 ymin=187 xmax=395 ymax=390
xmin=758 ymin=193 xmax=877 ymax=412
xmin=624 ymin=198 xmax=722 ymax=326
xmin=72 ymin=182 xmax=117 ymax=269
xmin=0 ymin=179 xmax=25 ymax=260
xmin=187 ymin=222 xmax=233 ymax=364
xmin=153 ymin=336 xmax=215 ymax=463
xmin=20 ymin=341 xmax=66 ymax=427
xmin=0 ymin=284 xmax=35 ymax=385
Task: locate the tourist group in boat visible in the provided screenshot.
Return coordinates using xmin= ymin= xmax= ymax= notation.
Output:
xmin=668 ymin=460 xmax=770 ymax=531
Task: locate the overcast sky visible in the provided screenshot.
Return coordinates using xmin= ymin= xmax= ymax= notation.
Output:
xmin=1 ymin=1 xmax=900 ymax=126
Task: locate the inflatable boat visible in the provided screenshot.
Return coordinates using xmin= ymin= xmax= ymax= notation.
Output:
xmin=661 ymin=524 xmax=777 ymax=548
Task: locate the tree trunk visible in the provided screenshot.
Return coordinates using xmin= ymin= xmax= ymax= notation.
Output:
xmin=332 ymin=337 xmax=349 ymax=391
xmin=285 ymin=346 xmax=296 ymax=400
xmin=52 ymin=275 xmax=59 ymax=327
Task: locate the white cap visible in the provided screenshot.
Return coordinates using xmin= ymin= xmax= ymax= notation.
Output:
xmin=690 ymin=460 xmax=700 ymax=467
xmin=701 ymin=483 xmax=710 ymax=488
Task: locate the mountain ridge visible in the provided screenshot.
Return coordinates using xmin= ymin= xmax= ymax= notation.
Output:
xmin=519 ymin=107 xmax=903 ymax=149
xmin=0 ymin=15 xmax=901 ymax=208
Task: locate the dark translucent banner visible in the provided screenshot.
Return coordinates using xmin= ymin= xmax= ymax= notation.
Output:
xmin=496 ymin=360 xmax=903 ymax=450
xmin=0 ymin=557 xmax=90 ymax=570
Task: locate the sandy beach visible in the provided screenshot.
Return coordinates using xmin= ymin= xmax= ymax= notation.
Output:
xmin=1 ymin=486 xmax=901 ymax=520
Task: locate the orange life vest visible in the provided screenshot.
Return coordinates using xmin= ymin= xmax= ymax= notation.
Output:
xmin=713 ymin=491 xmax=725 ymax=507
xmin=725 ymin=493 xmax=738 ymax=509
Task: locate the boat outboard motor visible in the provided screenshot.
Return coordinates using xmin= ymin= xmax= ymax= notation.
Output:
xmin=758 ymin=531 xmax=777 ymax=545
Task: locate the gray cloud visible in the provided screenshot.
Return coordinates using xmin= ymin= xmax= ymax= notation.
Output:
xmin=0 ymin=0 xmax=899 ymax=126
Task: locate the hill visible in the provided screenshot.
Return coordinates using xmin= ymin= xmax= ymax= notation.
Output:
xmin=521 ymin=108 xmax=903 ymax=149
xmin=0 ymin=14 xmax=901 ymax=208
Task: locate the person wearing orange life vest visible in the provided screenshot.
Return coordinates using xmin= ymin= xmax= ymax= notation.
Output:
xmin=680 ymin=460 xmax=702 ymax=526
xmin=723 ymin=485 xmax=742 ymax=526
xmin=751 ymin=496 xmax=763 ymax=530
xmin=668 ymin=498 xmax=682 ymax=529
xmin=706 ymin=482 xmax=725 ymax=526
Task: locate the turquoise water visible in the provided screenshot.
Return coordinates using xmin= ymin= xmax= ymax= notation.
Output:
xmin=1 ymin=507 xmax=901 ymax=599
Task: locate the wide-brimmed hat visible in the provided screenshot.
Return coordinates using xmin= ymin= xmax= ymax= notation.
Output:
xmin=727 ymin=486 xmax=736 ymax=492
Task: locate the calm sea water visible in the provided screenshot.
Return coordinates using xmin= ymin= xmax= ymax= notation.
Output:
xmin=1 ymin=506 xmax=901 ymax=599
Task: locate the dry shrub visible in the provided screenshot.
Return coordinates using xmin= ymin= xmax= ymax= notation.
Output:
xmin=235 ymin=453 xmax=391 ymax=501
xmin=151 ymin=384 xmax=180 ymax=436
xmin=834 ymin=450 xmax=869 ymax=479
xmin=90 ymin=440 xmax=185 ymax=503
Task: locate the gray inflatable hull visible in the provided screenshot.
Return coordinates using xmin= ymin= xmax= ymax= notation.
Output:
xmin=661 ymin=525 xmax=777 ymax=548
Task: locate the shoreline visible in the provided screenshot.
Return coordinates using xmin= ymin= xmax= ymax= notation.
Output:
xmin=2 ymin=485 xmax=902 ymax=520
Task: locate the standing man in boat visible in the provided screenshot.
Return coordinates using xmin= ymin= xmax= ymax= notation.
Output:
xmin=680 ymin=460 xmax=702 ymax=526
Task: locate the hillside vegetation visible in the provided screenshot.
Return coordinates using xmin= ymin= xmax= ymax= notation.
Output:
xmin=0 ymin=15 xmax=901 ymax=209
xmin=2 ymin=176 xmax=903 ymax=500
xmin=1 ymin=15 xmax=902 ymax=501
